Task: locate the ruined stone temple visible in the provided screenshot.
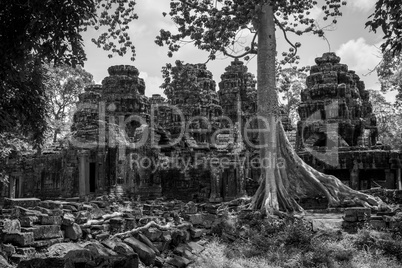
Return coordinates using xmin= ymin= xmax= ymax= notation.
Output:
xmin=296 ymin=52 xmax=402 ymax=190
xmin=2 ymin=53 xmax=401 ymax=203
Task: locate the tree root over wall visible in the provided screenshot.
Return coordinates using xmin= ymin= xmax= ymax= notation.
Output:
xmin=250 ymin=120 xmax=384 ymax=215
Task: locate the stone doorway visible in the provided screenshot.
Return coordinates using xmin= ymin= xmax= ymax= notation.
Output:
xmin=89 ymin=162 xmax=96 ymax=193
xmin=220 ymin=168 xmax=238 ymax=201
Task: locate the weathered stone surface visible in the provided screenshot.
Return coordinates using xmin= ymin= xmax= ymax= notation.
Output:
xmin=114 ymin=242 xmax=135 ymax=256
xmin=1 ymin=219 xmax=21 ymax=233
xmin=19 ymin=216 xmax=39 ymax=227
xmin=32 ymin=238 xmax=64 ymax=248
xmin=16 ymin=247 xmax=36 ymax=256
xmin=143 ymin=227 xmax=162 ymax=242
xmin=138 ymin=233 xmax=160 ymax=255
xmin=0 ymin=254 xmax=12 ymax=268
xmin=344 ymin=207 xmax=371 ymax=222
xmin=84 ymin=241 xmax=117 ymax=256
xmin=186 ymin=213 xmax=203 ymax=226
xmin=3 ymin=232 xmax=34 ymax=246
xmin=13 ymin=206 xmax=46 ymax=218
xmin=4 ymin=198 xmax=41 ymax=209
xmin=39 ymin=200 xmax=62 ymax=210
xmin=165 ymin=255 xmax=192 ymax=268
xmin=189 ymin=228 xmax=206 ymax=238
xmin=2 ymin=243 xmax=16 ymax=256
xmin=22 ymin=225 xmax=61 ymax=240
xmin=123 ymin=237 xmax=155 ymax=266
xmin=62 ymin=213 xmax=75 ymax=226
xmin=64 ymin=223 xmax=82 ymax=241
xmin=186 ymin=241 xmax=204 ymax=254
xmin=311 ymin=218 xmax=343 ymax=232
xmin=17 ymin=245 xmax=139 ymax=268
xmin=40 ymin=215 xmax=62 ymax=225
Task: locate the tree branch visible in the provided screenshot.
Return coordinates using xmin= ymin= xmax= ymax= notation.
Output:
xmin=223 ymin=31 xmax=258 ymax=59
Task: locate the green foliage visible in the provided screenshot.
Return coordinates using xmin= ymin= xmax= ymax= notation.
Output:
xmin=45 ymin=64 xmax=94 ymax=143
xmin=0 ymin=132 xmax=32 ymax=184
xmin=156 ymin=0 xmax=344 ymax=62
xmin=195 ymin=216 xmax=402 ymax=268
xmin=354 ymin=227 xmax=402 ymax=262
xmin=366 ymin=0 xmax=402 ymax=56
xmin=0 ymin=0 xmax=137 ymax=145
xmin=277 ymin=68 xmax=306 ymax=126
xmin=368 ymin=89 xmax=402 ymax=148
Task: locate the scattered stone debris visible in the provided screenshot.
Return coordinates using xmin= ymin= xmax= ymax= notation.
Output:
xmin=0 ymin=196 xmax=225 ymax=268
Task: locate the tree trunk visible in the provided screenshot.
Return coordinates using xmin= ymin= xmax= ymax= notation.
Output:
xmin=251 ymin=2 xmax=382 ymax=215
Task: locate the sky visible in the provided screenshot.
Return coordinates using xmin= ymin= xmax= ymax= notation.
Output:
xmin=81 ymin=0 xmax=395 ymax=101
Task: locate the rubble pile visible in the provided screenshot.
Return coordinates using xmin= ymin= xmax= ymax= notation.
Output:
xmin=0 ymin=197 xmax=231 ymax=268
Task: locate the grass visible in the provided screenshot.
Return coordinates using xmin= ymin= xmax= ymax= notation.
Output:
xmin=191 ymin=214 xmax=402 ymax=268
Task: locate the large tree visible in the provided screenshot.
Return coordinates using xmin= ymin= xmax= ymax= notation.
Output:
xmin=45 ymin=64 xmax=94 ymax=143
xmin=157 ymin=0 xmax=382 ymax=214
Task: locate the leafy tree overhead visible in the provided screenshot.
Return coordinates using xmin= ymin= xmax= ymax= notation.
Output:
xmin=366 ymin=0 xmax=402 ymax=56
xmin=369 ymin=89 xmax=402 ymax=149
xmin=277 ymin=68 xmax=306 ymax=127
xmin=0 ymin=0 xmax=138 ymax=145
xmin=45 ymin=64 xmax=94 ymax=143
xmin=157 ymin=0 xmax=382 ymax=215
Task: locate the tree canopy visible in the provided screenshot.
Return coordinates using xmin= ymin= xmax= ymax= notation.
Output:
xmin=366 ymin=0 xmax=402 ymax=56
xmin=0 ymin=0 xmax=138 ymax=145
xmin=45 ymin=64 xmax=94 ymax=143
xmin=158 ymin=0 xmax=383 ymax=215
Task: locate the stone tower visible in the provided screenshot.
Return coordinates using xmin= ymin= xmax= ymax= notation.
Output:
xmin=296 ymin=52 xmax=377 ymax=151
xmin=218 ymin=59 xmax=257 ymax=146
xmin=164 ymin=63 xmax=222 ymax=147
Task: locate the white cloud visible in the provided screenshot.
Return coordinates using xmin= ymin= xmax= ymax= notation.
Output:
xmin=139 ymin=72 xmax=165 ymax=97
xmin=336 ymin=37 xmax=381 ymax=73
xmin=348 ymin=0 xmax=376 ymax=12
xmin=336 ymin=38 xmax=382 ymax=91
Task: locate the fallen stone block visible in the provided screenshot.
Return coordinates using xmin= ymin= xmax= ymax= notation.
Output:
xmin=39 ymin=200 xmax=62 ymax=210
xmin=187 ymin=213 xmax=203 ymax=225
xmin=17 ymin=247 xmax=138 ymax=268
xmin=102 ymin=238 xmax=121 ymax=250
xmin=166 ymin=255 xmax=192 ymax=268
xmin=186 ymin=241 xmax=204 ymax=254
xmin=94 ymin=232 xmax=110 ymax=240
xmin=370 ymin=219 xmax=387 ymax=230
xmin=311 ymin=218 xmax=343 ymax=232
xmin=2 ymin=243 xmax=16 ymax=257
xmin=35 ymin=206 xmax=63 ymax=217
xmin=190 ymin=228 xmax=206 ymax=238
xmin=2 ymin=219 xmax=21 ymax=233
xmin=4 ymin=198 xmax=41 ymax=209
xmin=124 ymin=236 xmax=155 ymax=266
xmin=32 ymin=238 xmax=63 ymax=248
xmin=4 ymin=232 xmax=34 ymax=246
xmin=84 ymin=241 xmax=117 ymax=256
xmin=138 ymin=233 xmax=160 ymax=255
xmin=114 ymin=241 xmax=135 ymax=255
xmin=19 ymin=216 xmax=39 ymax=227
xmin=40 ymin=215 xmax=62 ymax=225
xmin=13 ymin=206 xmax=46 ymax=218
xmin=62 ymin=213 xmax=75 ymax=226
xmin=22 ymin=225 xmax=61 ymax=240
xmin=64 ymin=223 xmax=82 ymax=241
xmin=344 ymin=207 xmax=371 ymax=222
xmin=16 ymin=247 xmax=35 ymax=256
xmin=143 ymin=227 xmax=162 ymax=242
